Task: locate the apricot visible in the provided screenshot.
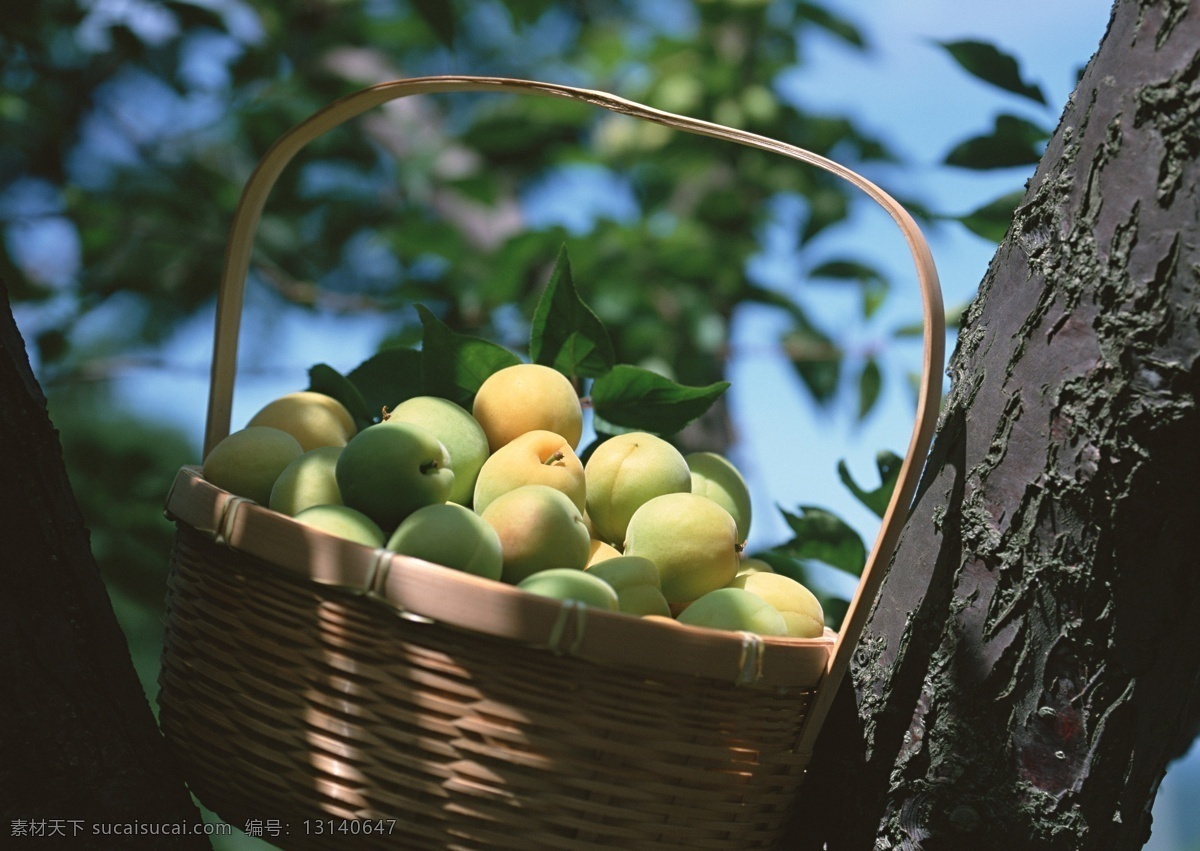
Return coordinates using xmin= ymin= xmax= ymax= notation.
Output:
xmin=517 ymin=568 xmax=620 ymax=611
xmin=676 ymin=587 xmax=788 ymax=636
xmin=727 ymin=572 xmax=825 ymax=638
xmin=473 ymin=430 xmax=586 ymax=515
xmin=736 ymin=557 xmax=776 ymax=578
xmin=387 ymin=502 xmax=503 ymax=580
xmin=202 ymin=426 xmax=303 ymax=505
xmin=587 ymin=539 xmax=621 ymax=566
xmin=294 ymin=504 xmax=385 ymax=547
xmin=269 ymin=446 xmax=342 ymax=516
xmin=336 ymin=421 xmax=454 ymax=531
xmin=686 ymin=451 xmax=753 ymax=544
xmin=623 ymin=492 xmax=740 ymax=604
xmin=479 ymin=484 xmax=591 ymax=584
xmin=585 ymin=555 xmax=659 ymax=590
xmin=247 ymin=391 xmax=356 ymax=451
xmin=584 ymin=432 xmax=691 ymax=545
xmin=585 ymin=555 xmax=670 ymax=617
xmin=471 ymin=363 xmax=583 ymax=452
xmin=385 ymin=396 xmax=489 ymax=506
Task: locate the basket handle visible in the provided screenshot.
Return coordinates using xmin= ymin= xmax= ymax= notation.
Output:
xmin=204 ymin=75 xmax=944 ymax=753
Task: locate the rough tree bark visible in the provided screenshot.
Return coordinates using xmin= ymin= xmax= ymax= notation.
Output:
xmin=0 ymin=279 xmax=208 ymax=848
xmin=788 ymin=0 xmax=1200 ymax=848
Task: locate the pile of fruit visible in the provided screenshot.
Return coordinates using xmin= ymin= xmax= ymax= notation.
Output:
xmin=202 ymin=363 xmax=824 ymax=638
xmin=200 ymin=249 xmax=826 ymax=638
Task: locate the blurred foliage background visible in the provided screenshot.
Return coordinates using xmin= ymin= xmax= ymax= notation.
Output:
xmin=4 ymin=0 xmax=1147 ymax=846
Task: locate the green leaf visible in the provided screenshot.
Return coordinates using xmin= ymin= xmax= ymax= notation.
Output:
xmin=781 ymin=323 xmax=842 ymax=405
xmin=796 ymin=2 xmax=866 ymax=48
xmin=858 ymin=358 xmax=882 ymax=421
xmin=410 ymin=0 xmax=457 ymax=46
xmin=837 ymin=451 xmax=903 ymax=518
xmin=529 ymin=245 xmax=616 ymax=379
xmin=742 ymin=284 xmax=809 ymax=324
xmin=801 ymin=186 xmax=849 ymax=243
xmin=953 ymin=190 xmax=1025 ymax=242
xmin=937 ymin=39 xmax=1047 ymax=104
xmin=809 ymin=259 xmax=885 ymax=284
xmin=863 ymin=279 xmax=887 ymax=319
xmin=347 ymin=347 xmax=424 ymax=420
xmin=944 ymin=114 xmax=1050 ymax=170
xmin=415 ymin=304 xmax=522 ymax=407
xmin=590 ymin=365 xmax=729 ymax=437
xmin=807 ymin=259 xmax=889 ymax=318
xmin=307 ymin=364 xmax=372 ymax=428
xmin=776 ymin=505 xmax=868 ymax=577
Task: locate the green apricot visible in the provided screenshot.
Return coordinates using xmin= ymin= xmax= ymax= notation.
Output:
xmin=336 ymin=421 xmax=455 ymax=531
xmin=623 ymin=492 xmax=741 ymax=604
xmin=269 ymin=446 xmax=342 ymax=516
xmin=479 ymin=484 xmax=591 ymax=584
xmin=387 ymin=502 xmax=503 ymax=581
xmin=614 ymin=584 xmax=671 ymax=617
xmin=586 ymin=556 xmax=667 ymax=616
xmin=585 ymin=555 xmax=660 ymax=591
xmin=517 ymin=568 xmax=619 ymax=611
xmin=686 ymin=451 xmax=753 ymax=544
xmin=202 ymin=426 xmax=304 ymax=505
xmin=294 ymin=504 xmax=385 ymax=547
xmin=584 ymin=432 xmax=692 ymax=545
xmin=676 ymin=587 xmax=788 ymax=637
xmin=385 ymin=396 xmax=489 ymax=506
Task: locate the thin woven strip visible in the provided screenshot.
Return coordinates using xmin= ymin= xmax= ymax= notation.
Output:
xmin=160 ymin=526 xmax=814 ymax=850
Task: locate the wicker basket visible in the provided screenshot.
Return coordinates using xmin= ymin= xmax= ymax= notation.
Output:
xmin=159 ymin=76 xmax=944 ymax=850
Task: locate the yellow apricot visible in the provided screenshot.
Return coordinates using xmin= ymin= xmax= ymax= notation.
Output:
xmin=623 ymin=492 xmax=740 ymax=604
xmin=471 ymin=364 xmax=583 ymax=452
xmin=473 ymin=430 xmax=586 ymax=514
xmin=247 ymin=391 xmax=356 ymax=451
xmin=727 ymin=572 xmax=825 ymax=638
xmin=735 ymin=557 xmax=776 ymax=578
xmin=479 ymin=484 xmax=591 ymax=584
xmin=584 ymin=432 xmax=691 ymax=545
xmin=586 ymin=539 xmax=622 ymax=567
xmin=676 ymin=587 xmax=788 ymax=636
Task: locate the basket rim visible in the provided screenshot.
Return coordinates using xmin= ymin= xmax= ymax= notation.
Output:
xmin=166 ymin=465 xmax=834 ymax=691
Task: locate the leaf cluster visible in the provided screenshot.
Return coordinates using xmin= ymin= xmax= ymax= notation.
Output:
xmin=308 ymin=246 xmax=729 ymax=443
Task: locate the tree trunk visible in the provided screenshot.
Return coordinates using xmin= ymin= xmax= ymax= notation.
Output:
xmin=789 ymin=1 xmax=1200 ymax=848
xmin=0 ymin=280 xmax=208 ymax=848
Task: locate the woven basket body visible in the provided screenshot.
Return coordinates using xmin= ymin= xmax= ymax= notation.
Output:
xmin=157 ymin=76 xmax=944 ymax=850
xmin=163 ymin=525 xmax=818 ymax=849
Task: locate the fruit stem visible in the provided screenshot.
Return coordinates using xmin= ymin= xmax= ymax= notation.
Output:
xmin=419 ymin=461 xmax=440 ymax=474
xmin=543 ymin=451 xmax=565 ymax=466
